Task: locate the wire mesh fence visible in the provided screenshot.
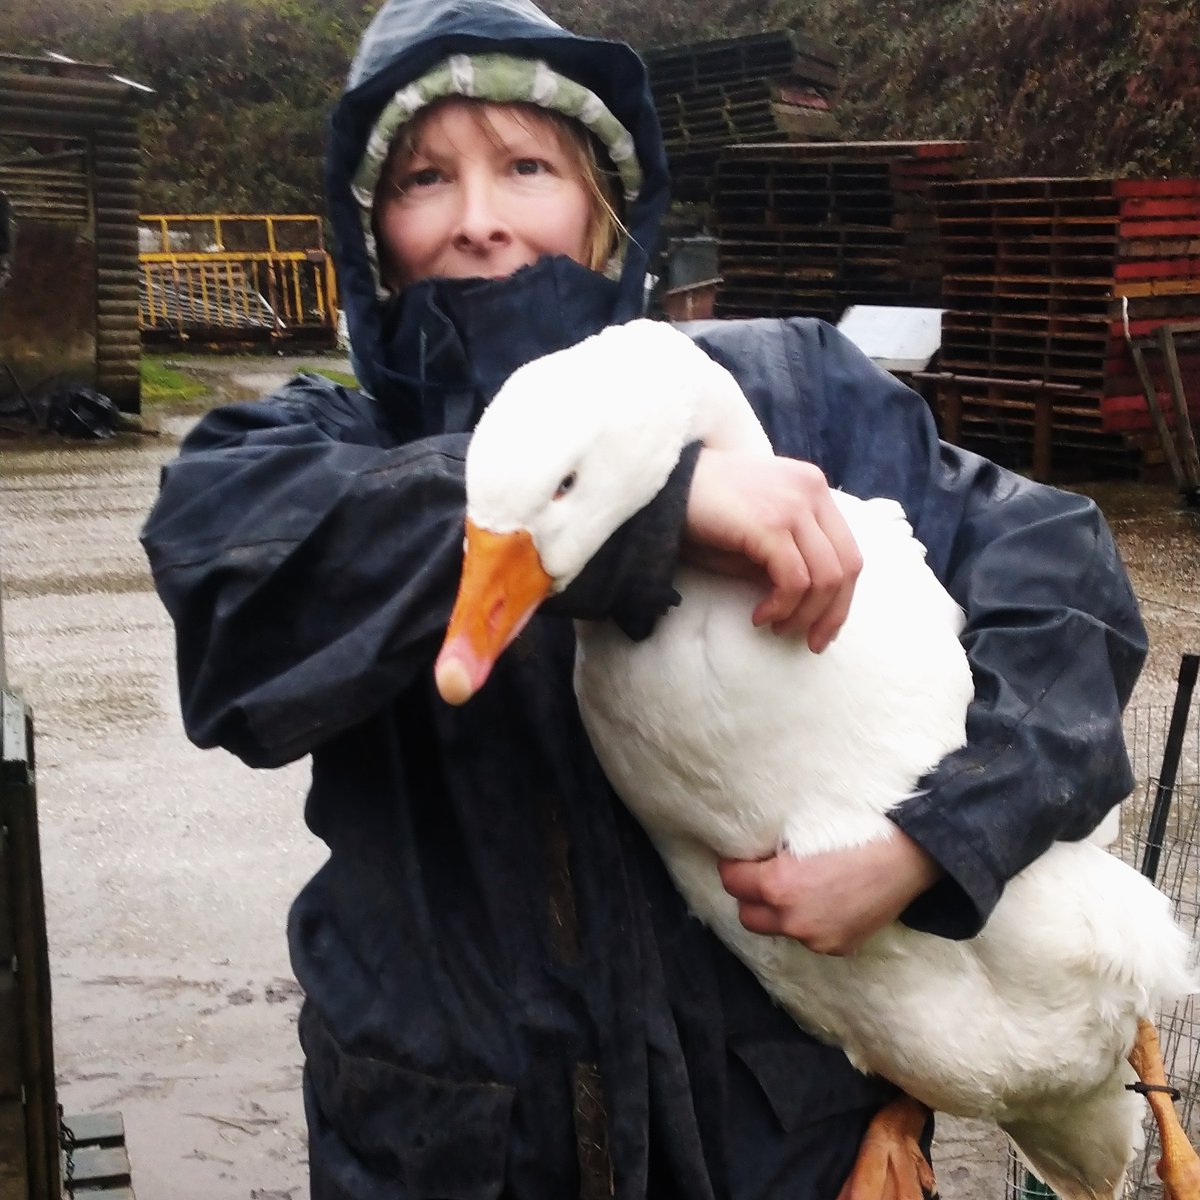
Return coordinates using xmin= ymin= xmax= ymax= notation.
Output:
xmin=1004 ymin=654 xmax=1200 ymax=1200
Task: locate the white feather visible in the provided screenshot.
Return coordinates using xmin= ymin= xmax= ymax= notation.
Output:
xmin=467 ymin=319 xmax=1197 ymax=1200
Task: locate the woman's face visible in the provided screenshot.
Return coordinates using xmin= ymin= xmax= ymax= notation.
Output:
xmin=376 ymin=100 xmax=594 ymax=287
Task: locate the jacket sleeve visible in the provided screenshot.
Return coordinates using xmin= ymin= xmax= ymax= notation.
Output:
xmin=140 ymin=375 xmax=687 ymax=769
xmin=807 ymin=322 xmax=1148 ymax=939
xmin=140 ymin=377 xmax=471 ymax=767
xmin=892 ymin=453 xmax=1147 ymax=938
xmin=691 ymin=318 xmax=1148 ymax=940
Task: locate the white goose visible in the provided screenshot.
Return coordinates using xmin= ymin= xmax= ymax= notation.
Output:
xmin=434 ymin=318 xmax=1199 ymax=1200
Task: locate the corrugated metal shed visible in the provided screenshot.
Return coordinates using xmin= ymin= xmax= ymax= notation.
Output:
xmin=0 ymin=53 xmax=148 ymax=413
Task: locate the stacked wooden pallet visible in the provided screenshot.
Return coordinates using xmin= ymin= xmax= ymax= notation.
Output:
xmin=1106 ymin=180 xmax=1200 ymax=440
xmin=712 ymin=141 xmax=973 ymax=322
xmin=643 ymin=31 xmax=840 ymax=204
xmin=933 ymin=177 xmax=1200 ymax=475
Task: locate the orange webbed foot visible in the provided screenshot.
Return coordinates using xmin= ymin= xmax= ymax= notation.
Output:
xmin=837 ymin=1094 xmax=936 ymax=1200
xmin=1129 ymin=1017 xmax=1200 ymax=1200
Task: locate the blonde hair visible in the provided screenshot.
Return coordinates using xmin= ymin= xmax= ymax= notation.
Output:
xmin=374 ymin=97 xmax=626 ymax=282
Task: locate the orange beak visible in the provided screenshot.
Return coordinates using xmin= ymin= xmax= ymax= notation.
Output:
xmin=435 ymin=519 xmax=554 ymax=705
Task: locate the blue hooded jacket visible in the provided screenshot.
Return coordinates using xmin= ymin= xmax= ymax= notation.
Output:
xmin=141 ymin=1 xmax=1148 ymax=1197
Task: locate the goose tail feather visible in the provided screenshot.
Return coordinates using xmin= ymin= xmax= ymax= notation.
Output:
xmin=1002 ymin=1077 xmax=1144 ymax=1200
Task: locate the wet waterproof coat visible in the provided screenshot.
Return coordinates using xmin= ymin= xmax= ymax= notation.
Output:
xmin=140 ymin=1 xmax=1148 ymax=1198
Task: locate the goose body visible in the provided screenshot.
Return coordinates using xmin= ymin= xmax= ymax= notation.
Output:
xmin=439 ymin=319 xmax=1196 ymax=1200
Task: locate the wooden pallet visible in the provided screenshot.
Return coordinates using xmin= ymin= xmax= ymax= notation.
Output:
xmin=930 ymin=175 xmax=1200 ymax=471
xmin=921 ymin=371 xmax=1140 ymax=480
xmin=1119 ymin=322 xmax=1200 ymax=499
xmin=645 ymin=29 xmax=838 ymax=97
xmin=713 ymin=140 xmax=972 ymax=320
xmin=644 ymin=30 xmax=843 ymax=203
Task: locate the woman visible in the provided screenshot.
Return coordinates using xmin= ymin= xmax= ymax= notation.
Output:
xmin=141 ymin=0 xmax=1148 ymax=1196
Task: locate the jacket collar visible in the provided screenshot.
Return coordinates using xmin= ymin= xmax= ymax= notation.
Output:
xmin=361 ymin=255 xmax=624 ymax=439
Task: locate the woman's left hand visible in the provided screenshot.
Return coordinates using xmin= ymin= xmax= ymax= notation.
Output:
xmin=682 ymin=448 xmax=862 ymax=651
xmin=717 ymin=832 xmax=944 ymax=956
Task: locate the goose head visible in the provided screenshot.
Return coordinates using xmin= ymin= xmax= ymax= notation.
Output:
xmin=435 ymin=319 xmax=731 ymax=705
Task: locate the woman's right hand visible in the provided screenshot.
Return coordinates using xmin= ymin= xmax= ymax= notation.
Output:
xmin=682 ymin=447 xmax=863 ymax=652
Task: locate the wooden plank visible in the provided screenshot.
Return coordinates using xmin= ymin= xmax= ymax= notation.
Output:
xmin=0 ymin=819 xmax=12 ymax=963
xmin=0 ymin=970 xmax=20 ymax=1100
xmin=0 ymin=691 xmax=60 ymax=1200
xmin=1116 ymin=278 xmax=1200 ymax=299
xmin=1102 ymin=394 xmax=1157 ymax=433
xmin=1123 ymin=340 xmax=1180 ymax=475
xmin=1111 ymin=316 xmax=1200 ymax=339
xmin=1119 ymin=197 xmax=1200 ymax=219
xmin=937 ymin=383 xmax=963 ymax=443
xmin=1120 ymin=219 xmax=1200 ymax=238
xmin=1119 ymin=237 xmax=1200 ymax=258
xmin=1116 ymin=179 xmax=1200 ymax=199
xmin=1115 ymin=258 xmax=1200 ymax=281
xmin=1158 ymin=326 xmax=1200 ymax=488
xmin=0 ymin=1099 xmax=27 ymax=1200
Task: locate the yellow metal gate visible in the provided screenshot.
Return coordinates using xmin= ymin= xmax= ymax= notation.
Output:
xmin=139 ymin=213 xmax=338 ymax=347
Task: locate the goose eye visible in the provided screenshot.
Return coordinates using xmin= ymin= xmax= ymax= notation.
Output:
xmin=554 ymin=472 xmax=577 ymax=499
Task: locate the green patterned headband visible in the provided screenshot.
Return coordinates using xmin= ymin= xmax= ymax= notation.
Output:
xmin=353 ymin=53 xmax=644 ymax=293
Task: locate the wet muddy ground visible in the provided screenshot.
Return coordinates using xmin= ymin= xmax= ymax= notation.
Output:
xmin=1 ymin=361 xmax=1198 ymax=1200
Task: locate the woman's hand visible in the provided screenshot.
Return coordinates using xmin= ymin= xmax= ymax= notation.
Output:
xmin=717 ymin=832 xmax=944 ymax=956
xmin=683 ymin=448 xmax=862 ymax=651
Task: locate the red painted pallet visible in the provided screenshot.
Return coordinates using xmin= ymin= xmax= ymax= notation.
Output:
xmin=932 ymin=176 xmax=1200 ymax=465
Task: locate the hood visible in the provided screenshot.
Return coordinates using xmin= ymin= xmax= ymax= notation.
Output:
xmin=326 ymin=0 xmax=671 ymax=439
